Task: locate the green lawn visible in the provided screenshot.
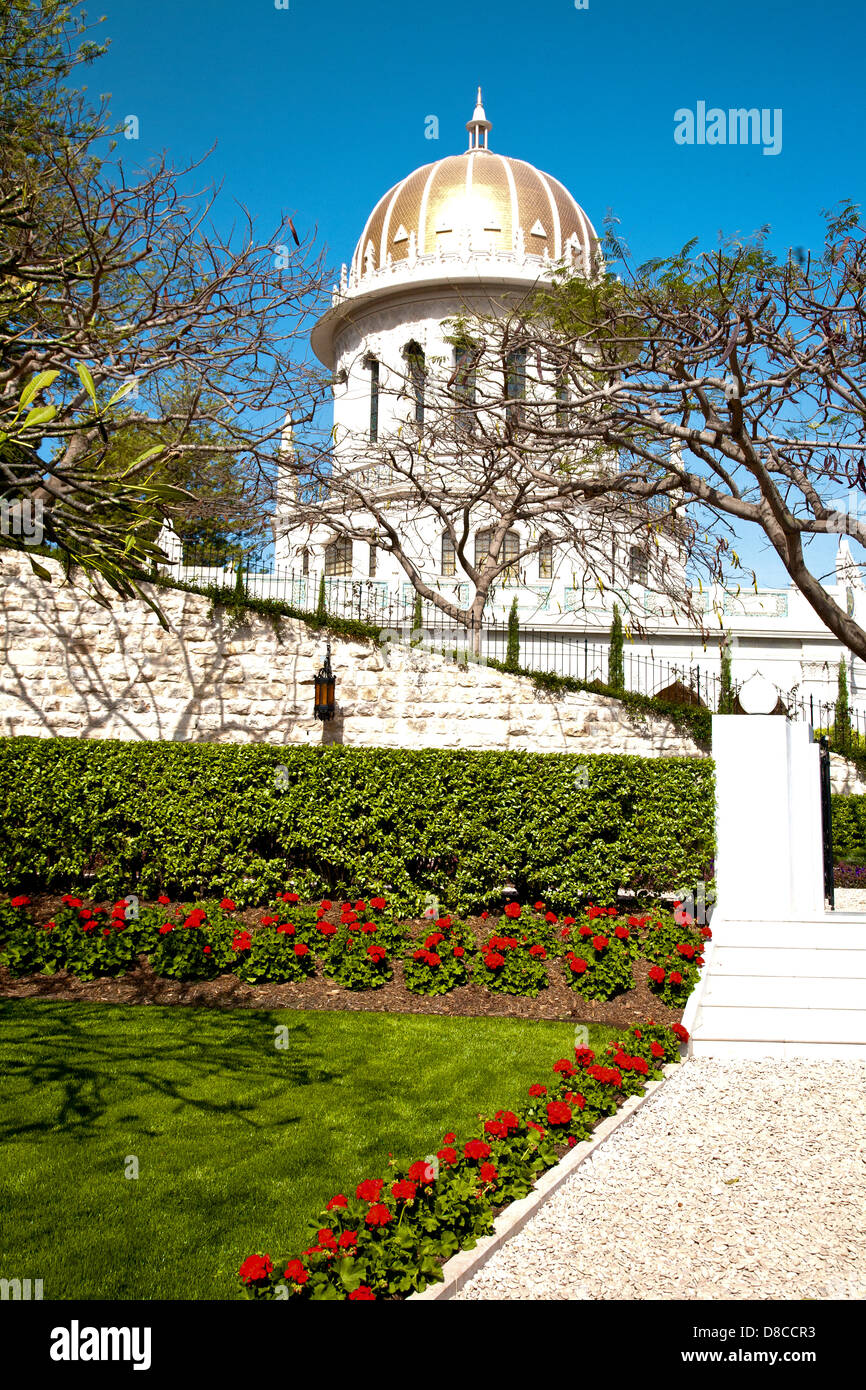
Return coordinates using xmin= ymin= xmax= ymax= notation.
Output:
xmin=0 ymin=1000 xmax=617 ymax=1300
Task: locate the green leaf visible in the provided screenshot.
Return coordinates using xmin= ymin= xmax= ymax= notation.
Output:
xmin=19 ymin=370 xmax=59 ymax=412
xmin=76 ymin=361 xmax=99 ymax=407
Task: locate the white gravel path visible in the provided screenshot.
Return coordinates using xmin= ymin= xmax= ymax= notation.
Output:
xmin=455 ymin=1058 xmax=866 ymax=1300
xmin=834 ymin=887 xmax=866 ymax=911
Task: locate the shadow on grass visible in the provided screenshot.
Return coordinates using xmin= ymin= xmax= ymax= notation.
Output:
xmin=0 ymin=1001 xmax=339 ymax=1138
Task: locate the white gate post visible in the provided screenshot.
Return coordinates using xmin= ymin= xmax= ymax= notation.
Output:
xmin=712 ymin=715 xmax=825 ymax=921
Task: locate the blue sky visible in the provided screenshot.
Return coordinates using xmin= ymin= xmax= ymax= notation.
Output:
xmin=93 ymin=0 xmax=865 ymax=583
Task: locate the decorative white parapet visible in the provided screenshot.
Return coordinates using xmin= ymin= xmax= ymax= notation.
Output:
xmin=713 ymin=714 xmax=825 ymax=921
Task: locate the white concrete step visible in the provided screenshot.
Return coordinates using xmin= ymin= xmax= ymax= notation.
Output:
xmin=690 ymin=1038 xmax=866 ymax=1060
xmin=710 ymin=946 xmax=866 ymax=977
xmin=695 ymin=1005 xmax=866 ymax=1045
xmin=702 ymin=974 xmax=866 ymax=1010
xmin=710 ymin=919 xmax=866 ymax=949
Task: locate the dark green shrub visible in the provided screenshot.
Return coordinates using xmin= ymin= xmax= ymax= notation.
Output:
xmin=0 ymin=739 xmax=715 ymax=915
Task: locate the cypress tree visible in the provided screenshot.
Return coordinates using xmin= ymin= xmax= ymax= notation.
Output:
xmin=608 ymin=602 xmax=625 ymax=692
xmin=413 ymin=592 xmax=423 ymax=635
xmin=316 ymin=574 xmax=327 ymax=622
xmin=505 ymin=596 xmax=520 ymax=672
xmin=719 ymin=638 xmax=735 ymax=713
xmin=836 ymin=658 xmax=851 ymax=751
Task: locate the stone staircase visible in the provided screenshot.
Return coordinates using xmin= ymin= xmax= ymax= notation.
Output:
xmin=686 ymin=915 xmax=866 ymax=1059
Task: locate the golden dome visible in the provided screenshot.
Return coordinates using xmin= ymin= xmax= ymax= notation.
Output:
xmin=349 ymin=91 xmax=597 ymax=280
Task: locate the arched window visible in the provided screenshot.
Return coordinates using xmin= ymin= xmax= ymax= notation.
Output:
xmin=538 ymin=539 xmax=553 ymax=580
xmin=505 ymin=347 xmax=526 ymax=426
xmin=324 ymin=536 xmax=353 ymax=577
xmin=364 ymin=356 xmax=380 ymax=442
xmin=453 ymin=343 xmax=477 ymax=435
xmin=475 ymin=528 xmax=520 ymax=581
xmin=555 ymin=378 xmax=570 ymax=428
xmin=629 ymin=545 xmax=648 ymax=586
xmin=403 ymin=341 xmax=425 ymax=425
xmin=441 ymin=532 xmax=456 ymax=577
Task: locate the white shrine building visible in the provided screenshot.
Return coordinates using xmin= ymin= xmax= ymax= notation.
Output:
xmin=168 ymin=92 xmax=866 ymax=714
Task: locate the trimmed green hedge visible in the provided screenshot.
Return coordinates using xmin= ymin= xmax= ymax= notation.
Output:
xmin=831 ymin=794 xmax=866 ymax=864
xmin=0 ymin=739 xmax=715 ymax=913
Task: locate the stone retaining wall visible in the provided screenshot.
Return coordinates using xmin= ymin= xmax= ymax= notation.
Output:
xmin=0 ymin=554 xmax=705 ymax=755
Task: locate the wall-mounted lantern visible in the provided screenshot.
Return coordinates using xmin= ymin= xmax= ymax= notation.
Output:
xmin=314 ymin=640 xmax=336 ymax=721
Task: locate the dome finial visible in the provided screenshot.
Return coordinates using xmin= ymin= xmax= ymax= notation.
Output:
xmin=466 ymin=86 xmax=492 ymax=151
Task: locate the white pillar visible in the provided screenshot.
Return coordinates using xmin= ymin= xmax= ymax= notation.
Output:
xmin=713 ymin=715 xmax=825 ymax=921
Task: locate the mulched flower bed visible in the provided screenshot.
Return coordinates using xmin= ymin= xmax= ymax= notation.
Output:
xmin=0 ymin=895 xmax=687 ymax=1028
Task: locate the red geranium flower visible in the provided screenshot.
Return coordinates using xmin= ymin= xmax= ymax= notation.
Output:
xmin=157 ymin=895 xmax=171 ymax=907
xmin=238 ymin=1254 xmax=272 ymax=1284
xmin=483 ymin=951 xmax=505 ymax=969
xmin=453 ymin=946 xmax=465 ymax=958
xmin=504 ymin=903 xmax=521 ymax=919
xmin=320 ymin=899 xmax=332 ymax=911
xmin=668 ymin=970 xmax=683 ymax=985
xmin=369 ymin=897 xmax=386 ymax=911
xmin=391 ymin=1179 xmax=418 ymax=1202
xmin=648 ymin=965 xmax=665 ymax=983
xmin=349 ymin=1285 xmax=375 ymax=1300
xmin=463 ymin=1139 xmax=492 ymax=1161
xmin=650 ymin=1042 xmax=665 ymax=1058
xmin=338 ymin=1230 xmax=357 ymax=1249
xmin=317 ymin=922 xmax=336 ymax=937
xmin=158 ymin=923 xmax=173 ymax=936
xmin=478 ymin=1162 xmax=498 ymax=1183
xmin=574 ymin=1047 xmax=595 ymax=1066
xmin=294 ymin=943 xmax=310 ymax=957
xmin=528 ymin=943 xmax=547 ymax=958
xmin=284 ymin=1259 xmax=308 ymax=1284
xmin=553 ymin=1058 xmax=576 ymax=1076
xmin=316 ymin=1228 xmax=337 ymax=1250
xmin=437 ymin=1146 xmax=458 ymax=1166
xmin=10 ymin=895 xmax=30 ymax=908
xmin=356 ymin=1179 xmax=383 ymax=1202
xmin=484 ymin=1119 xmax=507 ymax=1139
xmin=276 ymin=923 xmax=295 ymax=934
xmin=232 ymin=931 xmax=252 ymax=952
xmin=671 ymin=1023 xmax=689 ymax=1041
xmin=528 ymin=1084 xmax=547 ymax=1097
xmin=326 ymin=1193 xmax=347 ymax=1210
xmin=220 ymin=898 xmax=236 ymax=911
xmin=365 ymin=1203 xmax=392 ymax=1227
xmin=568 ymin=956 xmax=588 ymax=974
xmin=546 ymin=1101 xmax=573 ymax=1126
xmin=592 ymin=935 xmax=608 ymax=952
xmin=366 ymin=943 xmax=387 ymax=962
xmin=545 ymin=911 xmax=557 ymax=924
xmin=408 ymin=1160 xmax=436 ymax=1184
xmin=614 ymin=924 xmax=630 ymax=940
